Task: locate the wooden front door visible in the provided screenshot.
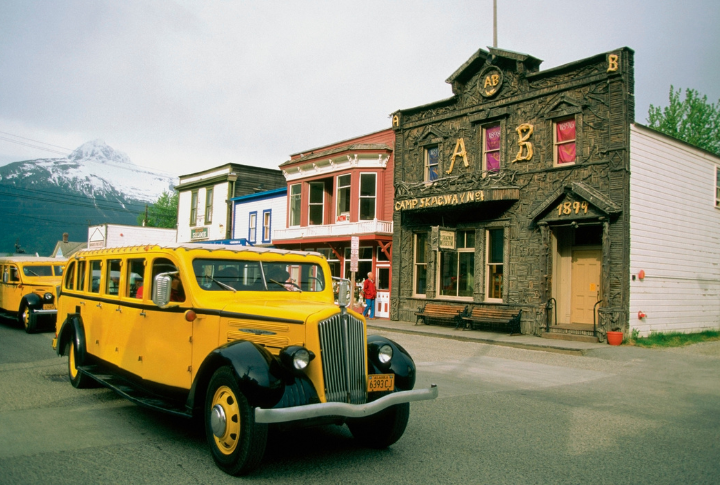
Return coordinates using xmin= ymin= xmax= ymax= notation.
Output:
xmin=570 ymin=250 xmax=601 ymax=324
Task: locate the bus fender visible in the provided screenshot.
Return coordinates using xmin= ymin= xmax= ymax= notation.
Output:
xmin=22 ymin=293 xmax=42 ymax=310
xmin=187 ymin=340 xmax=285 ymax=415
xmin=367 ymin=334 xmax=417 ymax=392
xmin=56 ymin=314 xmax=87 ymax=365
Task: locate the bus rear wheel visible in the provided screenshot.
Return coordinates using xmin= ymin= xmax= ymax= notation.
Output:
xmin=65 ymin=339 xmax=94 ymax=389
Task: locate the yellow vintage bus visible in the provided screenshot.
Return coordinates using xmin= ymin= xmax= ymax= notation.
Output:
xmin=53 ymin=244 xmax=436 ymax=475
xmin=0 ymin=256 xmax=65 ymax=333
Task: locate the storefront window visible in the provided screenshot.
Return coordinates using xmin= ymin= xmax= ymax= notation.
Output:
xmin=486 ymin=228 xmax=504 ymax=300
xmin=262 ymin=210 xmax=271 ymax=242
xmin=248 ymin=213 xmax=257 ymax=243
xmin=190 ymin=190 xmax=198 ymax=225
xmin=425 ymin=147 xmax=439 ymax=182
xmin=289 ymin=184 xmax=301 ymax=226
xmin=344 ymin=246 xmax=372 ymax=279
xmin=309 ymin=182 xmax=324 ymax=225
xmin=359 ymin=173 xmax=376 ymax=220
xmin=483 ymin=125 xmax=501 ymax=173
xmin=205 ymin=188 xmax=213 ymax=223
xmin=554 ymin=117 xmax=576 ymax=166
xmin=439 ymin=230 xmax=475 ymax=298
xmin=377 ymin=267 xmax=390 ymax=291
xmin=414 ymin=233 xmax=428 ymax=296
xmin=336 ymin=174 xmax=351 ymax=221
xmin=316 ymin=248 xmax=341 ymax=278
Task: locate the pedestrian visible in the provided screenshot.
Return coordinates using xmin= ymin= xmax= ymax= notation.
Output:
xmin=362 ymin=272 xmax=377 ymax=319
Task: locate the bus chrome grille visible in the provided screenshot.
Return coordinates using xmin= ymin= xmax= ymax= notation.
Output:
xmin=318 ymin=313 xmax=367 ymax=404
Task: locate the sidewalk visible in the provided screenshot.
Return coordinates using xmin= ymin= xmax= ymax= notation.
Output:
xmin=366 ymin=317 xmax=607 ymax=355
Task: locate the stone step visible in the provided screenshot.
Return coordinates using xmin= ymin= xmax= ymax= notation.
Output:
xmin=541 ymin=332 xmax=599 ymax=343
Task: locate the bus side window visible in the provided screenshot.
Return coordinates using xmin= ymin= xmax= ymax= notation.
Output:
xmin=65 ymin=262 xmax=76 ymax=290
xmin=90 ymin=261 xmax=101 ymax=294
xmin=127 ymin=259 xmax=145 ymax=299
xmin=9 ymin=266 xmax=19 ymax=283
xmin=106 ymin=259 xmax=121 ymax=295
xmin=77 ymin=261 xmax=86 ymax=291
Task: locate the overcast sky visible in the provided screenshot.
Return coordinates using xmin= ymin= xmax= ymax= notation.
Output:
xmin=1 ymin=0 xmax=718 ymax=176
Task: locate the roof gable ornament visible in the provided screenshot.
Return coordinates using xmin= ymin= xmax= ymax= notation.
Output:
xmin=530 ymin=182 xmax=621 ymax=224
xmin=417 ymin=126 xmax=447 ymax=147
xmin=542 ymin=94 xmax=584 ymax=119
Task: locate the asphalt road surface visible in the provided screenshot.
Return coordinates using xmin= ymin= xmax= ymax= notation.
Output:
xmin=1 ymin=316 xmax=718 ymax=484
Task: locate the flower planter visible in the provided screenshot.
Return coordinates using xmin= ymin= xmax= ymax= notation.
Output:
xmin=606 ymin=331 xmax=623 ymax=346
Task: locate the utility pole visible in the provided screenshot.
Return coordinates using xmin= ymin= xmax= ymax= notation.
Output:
xmin=493 ymin=0 xmax=498 ymax=48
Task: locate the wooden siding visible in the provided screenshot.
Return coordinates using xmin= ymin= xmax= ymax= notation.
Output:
xmin=234 ymin=195 xmax=287 ymax=244
xmin=629 ymin=124 xmax=720 ymax=335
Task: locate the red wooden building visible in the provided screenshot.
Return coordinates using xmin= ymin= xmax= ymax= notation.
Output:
xmin=272 ymin=128 xmax=395 ymax=317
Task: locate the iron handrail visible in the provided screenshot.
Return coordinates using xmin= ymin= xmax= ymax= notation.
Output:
xmin=545 ymin=298 xmax=557 ymax=332
xmin=593 ymin=300 xmax=604 ymax=337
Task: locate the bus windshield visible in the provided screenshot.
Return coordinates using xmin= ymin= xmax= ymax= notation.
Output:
xmin=192 ymin=259 xmax=325 ymax=292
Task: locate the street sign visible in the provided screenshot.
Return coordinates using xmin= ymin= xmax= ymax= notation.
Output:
xmin=350 ymin=236 xmax=359 ymax=272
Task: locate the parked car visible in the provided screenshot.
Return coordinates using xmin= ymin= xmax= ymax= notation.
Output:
xmin=0 ymin=256 xmax=65 ymax=332
xmin=53 ymin=244 xmax=437 ymax=475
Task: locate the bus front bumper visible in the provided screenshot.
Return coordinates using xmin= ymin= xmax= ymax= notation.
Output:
xmin=254 ymin=384 xmax=438 ymax=424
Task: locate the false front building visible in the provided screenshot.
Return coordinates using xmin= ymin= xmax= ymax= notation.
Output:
xmin=391 ymin=46 xmax=720 ymax=339
xmin=272 ymin=128 xmax=395 ymax=318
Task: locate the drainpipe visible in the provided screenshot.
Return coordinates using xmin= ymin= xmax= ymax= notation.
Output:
xmin=226 ymin=172 xmax=237 ymax=240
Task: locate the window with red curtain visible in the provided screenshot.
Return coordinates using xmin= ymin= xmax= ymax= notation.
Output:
xmin=484 ymin=125 xmax=501 ymax=173
xmin=555 ymin=118 xmax=576 ymax=165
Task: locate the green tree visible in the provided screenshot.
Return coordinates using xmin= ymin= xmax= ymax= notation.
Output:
xmin=137 ymin=190 xmax=179 ymax=228
xmin=647 ymin=86 xmax=720 ymax=155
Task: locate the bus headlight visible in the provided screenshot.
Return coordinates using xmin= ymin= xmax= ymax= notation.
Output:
xmin=377 ymin=344 xmax=393 ymax=364
xmin=280 ymin=346 xmax=315 ymax=371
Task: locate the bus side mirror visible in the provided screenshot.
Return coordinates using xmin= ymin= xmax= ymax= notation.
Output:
xmin=337 ymin=279 xmax=350 ymax=308
xmin=152 ymin=273 xmax=173 ymax=308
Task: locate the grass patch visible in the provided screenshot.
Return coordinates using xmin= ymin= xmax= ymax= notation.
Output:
xmin=628 ymin=329 xmax=720 ymax=348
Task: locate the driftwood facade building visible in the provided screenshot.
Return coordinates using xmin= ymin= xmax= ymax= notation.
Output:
xmin=390 ymin=47 xmax=636 ymax=338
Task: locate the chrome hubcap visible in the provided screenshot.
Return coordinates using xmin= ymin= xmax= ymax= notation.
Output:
xmin=211 ymin=404 xmax=227 ymax=437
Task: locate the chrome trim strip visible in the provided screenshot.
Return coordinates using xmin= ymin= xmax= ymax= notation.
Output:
xmin=254 ymin=385 xmax=438 ymax=424
xmin=32 ymin=309 xmax=57 ymax=315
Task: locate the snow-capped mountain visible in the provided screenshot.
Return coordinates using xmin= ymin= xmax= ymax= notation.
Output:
xmin=0 ymin=140 xmax=178 ymax=255
xmin=1 ymin=139 xmax=176 ymax=202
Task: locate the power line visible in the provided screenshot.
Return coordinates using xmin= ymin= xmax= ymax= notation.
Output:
xmin=0 ymin=184 xmax=177 ymax=213
xmin=0 ymin=136 xmax=69 ymax=156
xmin=0 ymin=130 xmax=73 ymax=151
xmin=0 ymin=186 xmax=178 ymax=218
xmin=2 ymin=212 xmax=101 ymax=227
xmin=0 ymin=130 xmax=180 ymax=177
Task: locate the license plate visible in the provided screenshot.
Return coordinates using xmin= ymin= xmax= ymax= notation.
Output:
xmin=43 ymin=304 xmax=55 ymax=310
xmin=367 ymin=374 xmax=394 ymax=392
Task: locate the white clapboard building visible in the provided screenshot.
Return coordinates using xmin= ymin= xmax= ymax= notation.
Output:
xmin=629 ymin=123 xmax=720 ymax=336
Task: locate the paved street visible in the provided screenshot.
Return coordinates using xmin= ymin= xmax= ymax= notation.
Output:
xmin=1 ymin=317 xmax=718 ymax=484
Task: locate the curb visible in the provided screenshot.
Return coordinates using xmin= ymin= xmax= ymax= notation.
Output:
xmin=367 ymin=323 xmax=590 ymax=356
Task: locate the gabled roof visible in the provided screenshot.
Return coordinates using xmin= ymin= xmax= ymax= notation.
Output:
xmin=529 ymin=182 xmax=621 ymax=222
xmin=51 ymin=240 xmax=86 ymax=258
xmin=446 ymin=47 xmax=542 ymax=86
xmin=280 ymin=144 xmax=392 ymax=167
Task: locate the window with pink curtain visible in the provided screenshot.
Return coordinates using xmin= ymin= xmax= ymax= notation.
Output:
xmin=555 ymin=118 xmax=576 ymax=164
xmin=484 ymin=125 xmax=501 ymax=172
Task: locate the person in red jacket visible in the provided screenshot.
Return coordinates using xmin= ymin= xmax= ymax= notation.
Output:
xmin=362 ymin=272 xmax=377 ymax=319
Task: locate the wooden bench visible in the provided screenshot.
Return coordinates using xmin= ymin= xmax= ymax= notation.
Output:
xmin=415 ymin=303 xmax=467 ymax=327
xmin=461 ymin=307 xmax=522 ymax=334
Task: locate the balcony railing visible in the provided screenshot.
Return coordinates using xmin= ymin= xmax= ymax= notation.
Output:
xmin=274 ymin=220 xmax=393 ymax=240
